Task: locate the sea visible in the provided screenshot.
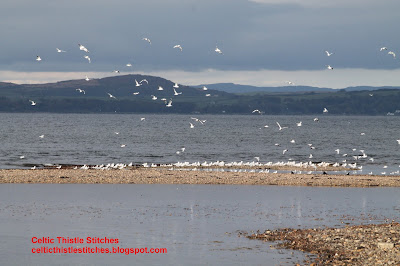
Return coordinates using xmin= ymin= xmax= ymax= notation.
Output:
xmin=0 ymin=113 xmax=399 ymax=174
xmin=0 ymin=113 xmax=400 ymax=265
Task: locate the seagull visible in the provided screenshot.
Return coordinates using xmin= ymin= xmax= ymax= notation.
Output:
xmin=313 ymin=117 xmax=319 ymax=122
xmin=76 ymin=88 xmax=86 ymax=94
xmin=263 ymin=125 xmax=269 ymax=128
xmin=107 ymin=93 xmax=116 ymax=99
xmin=135 ymin=79 xmax=142 ymax=87
xmin=323 ymin=107 xmax=328 ymax=113
xmin=30 ymin=100 xmax=36 ymax=106
xmin=205 ymin=94 xmax=211 ymax=97
xmin=36 ymin=56 xmax=42 ymax=61
xmin=309 ymin=154 xmax=313 ymax=159
xmin=78 ymin=44 xmax=89 ymax=53
xmin=388 ymin=51 xmax=396 ymax=58
xmin=286 ymin=81 xmax=294 ymax=85
xmin=173 ymin=44 xmax=183 ymax=51
xmin=283 ymin=149 xmax=288 ymax=155
xmin=126 ymin=63 xmax=132 ymax=67
xmin=121 ymin=144 xmax=126 ymax=148
xmin=397 ymin=140 xmax=400 ymax=144
xmin=190 ymin=122 xmax=195 ymax=128
xmin=114 ymin=132 xmax=120 ymax=135
xmin=369 ymin=93 xmax=373 ymax=96
xmin=56 ymin=48 xmax=66 ymax=53
xmin=326 ymin=65 xmax=333 ymax=70
xmin=276 ymin=122 xmax=288 ymax=131
xmin=254 ymin=157 xmax=260 ymax=162
xmin=84 ymin=55 xmax=91 ymax=63
xmin=335 ymin=149 xmax=340 ymax=154
xmin=141 ymin=117 xmax=146 ymax=121
xmin=85 ymin=75 xmax=90 ymax=81
xmin=139 ymin=79 xmax=149 ymax=84
xmin=191 ymin=117 xmax=205 ymax=124
xmin=166 ymin=99 xmax=173 ymax=107
xmin=39 ymin=135 xmax=45 ymax=138
xmin=20 ymin=155 xmax=25 ymax=159
xmin=296 ymin=121 xmax=302 ymax=127
xmin=151 ymin=95 xmax=157 ymax=100
xmin=252 ymin=109 xmax=261 ymax=114
xmin=325 ymin=50 xmax=333 ymax=56
xmin=113 ymin=70 xmax=120 ymax=74
xmin=173 ymin=83 xmax=179 ymax=88
xmin=173 ymin=88 xmax=182 ymax=96
xmin=133 ymin=92 xmax=140 ymax=95
xmin=158 ymin=86 xmax=164 ymax=91
xmin=215 ymin=46 xmax=223 ymax=54
xmin=290 ymin=139 xmax=296 ymax=144
xmin=202 ymin=86 xmax=208 ymax=91
xmin=142 ymin=37 xmax=151 ymax=45
xmin=380 ymin=47 xmax=387 ymax=51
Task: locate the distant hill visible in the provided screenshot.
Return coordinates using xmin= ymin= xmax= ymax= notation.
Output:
xmin=0 ymin=74 xmax=229 ymax=99
xmin=197 ymin=83 xmax=400 ymax=94
xmin=0 ymin=74 xmax=399 ymax=115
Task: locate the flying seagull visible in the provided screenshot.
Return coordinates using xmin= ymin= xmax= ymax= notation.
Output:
xmin=173 ymin=44 xmax=183 ymax=51
xmin=215 ymin=46 xmax=223 ymax=54
xmin=142 ymin=38 xmax=151 ymax=45
xmin=36 ymin=56 xmax=42 ymax=61
xmin=166 ymin=99 xmax=173 ymax=107
xmin=276 ymin=122 xmax=288 ymax=131
xmin=78 ymin=44 xmax=89 ymax=53
xmin=126 ymin=63 xmax=132 ymax=67
xmin=158 ymin=86 xmax=164 ymax=91
xmin=85 ymin=75 xmax=90 ymax=81
xmin=252 ymin=109 xmax=261 ymax=114
xmin=56 ymin=48 xmax=66 ymax=53
xmin=76 ymin=88 xmax=86 ymax=94
xmin=388 ymin=51 xmax=396 ymax=58
xmin=107 ymin=93 xmax=116 ymax=99
xmin=173 ymin=83 xmax=179 ymax=88
xmin=135 ymin=79 xmax=142 ymax=87
xmin=190 ymin=122 xmax=195 ymax=128
xmin=323 ymin=107 xmax=328 ymax=113
xmin=326 ymin=65 xmax=333 ymax=70
xmin=84 ymin=55 xmax=91 ymax=63
xmin=325 ymin=50 xmax=333 ymax=56
xmin=296 ymin=121 xmax=302 ymax=127
xmin=380 ymin=47 xmax=388 ymax=51
xmin=173 ymin=88 xmax=182 ymax=96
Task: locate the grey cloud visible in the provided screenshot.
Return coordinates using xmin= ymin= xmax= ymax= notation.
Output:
xmin=1 ymin=0 xmax=400 ymax=73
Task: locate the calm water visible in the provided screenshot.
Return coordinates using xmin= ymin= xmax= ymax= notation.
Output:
xmin=0 ymin=184 xmax=399 ymax=265
xmin=0 ymin=113 xmax=399 ymax=174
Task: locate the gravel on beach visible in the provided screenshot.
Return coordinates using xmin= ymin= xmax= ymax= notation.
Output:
xmin=248 ymin=223 xmax=400 ymax=265
xmin=0 ymin=168 xmax=400 ymax=186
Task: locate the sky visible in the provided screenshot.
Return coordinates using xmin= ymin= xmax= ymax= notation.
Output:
xmin=1 ymin=0 xmax=400 ymax=88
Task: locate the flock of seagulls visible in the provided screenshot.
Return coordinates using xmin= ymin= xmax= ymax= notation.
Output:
xmin=22 ymin=38 xmax=400 ymax=176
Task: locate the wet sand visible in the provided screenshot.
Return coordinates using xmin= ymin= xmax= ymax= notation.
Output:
xmin=248 ymin=223 xmax=400 ymax=265
xmin=1 ymin=168 xmax=400 ymax=186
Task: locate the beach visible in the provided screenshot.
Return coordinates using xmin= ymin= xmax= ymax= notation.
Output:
xmin=1 ymin=167 xmax=400 ymax=187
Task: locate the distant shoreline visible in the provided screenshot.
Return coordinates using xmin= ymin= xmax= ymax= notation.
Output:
xmin=1 ymin=168 xmax=400 ymax=187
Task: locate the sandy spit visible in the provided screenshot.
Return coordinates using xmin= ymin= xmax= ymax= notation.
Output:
xmin=0 ymin=168 xmax=400 ymax=186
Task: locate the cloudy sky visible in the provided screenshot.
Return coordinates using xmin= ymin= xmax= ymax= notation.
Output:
xmin=1 ymin=0 xmax=400 ymax=88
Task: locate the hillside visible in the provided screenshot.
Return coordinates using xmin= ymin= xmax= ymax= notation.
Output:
xmin=0 ymin=74 xmax=399 ymax=115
